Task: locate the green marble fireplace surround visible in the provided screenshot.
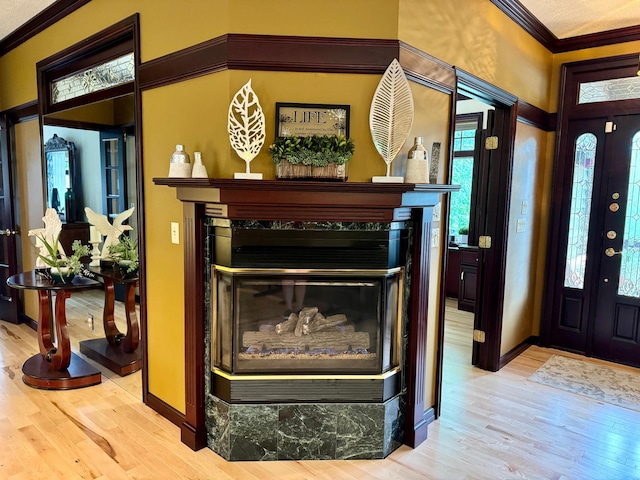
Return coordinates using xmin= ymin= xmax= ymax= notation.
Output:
xmin=153 ymin=178 xmax=457 ymax=459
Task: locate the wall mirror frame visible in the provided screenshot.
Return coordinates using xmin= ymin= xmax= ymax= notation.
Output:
xmin=36 ymin=15 xmax=149 ymax=401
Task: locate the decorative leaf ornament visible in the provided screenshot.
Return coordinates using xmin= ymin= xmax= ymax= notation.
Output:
xmin=369 ymin=58 xmax=414 ymax=177
xmin=227 ymin=79 xmax=266 ymax=175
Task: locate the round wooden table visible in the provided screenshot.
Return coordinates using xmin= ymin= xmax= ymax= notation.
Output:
xmin=7 ymin=271 xmax=103 ymax=389
xmin=79 ymin=266 xmax=141 ymax=376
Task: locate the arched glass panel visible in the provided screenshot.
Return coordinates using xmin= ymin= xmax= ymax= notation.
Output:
xmin=618 ymin=132 xmax=640 ymax=298
xmin=564 ymin=133 xmax=597 ymax=289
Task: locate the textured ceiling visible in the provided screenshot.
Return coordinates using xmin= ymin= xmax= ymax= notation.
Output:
xmin=1 ymin=1 xmax=640 ymax=43
xmin=0 ymin=0 xmax=56 ymax=40
xmin=517 ymin=0 xmax=640 ymax=39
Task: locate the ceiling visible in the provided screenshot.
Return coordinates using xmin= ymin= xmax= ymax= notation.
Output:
xmin=0 ymin=0 xmax=640 ymax=43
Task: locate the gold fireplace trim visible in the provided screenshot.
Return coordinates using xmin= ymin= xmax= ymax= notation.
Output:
xmin=213 ymin=265 xmax=402 ymax=276
xmin=212 ymin=366 xmax=400 ymax=381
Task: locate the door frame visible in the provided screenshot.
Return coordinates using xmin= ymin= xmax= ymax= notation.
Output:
xmin=541 ymin=53 xmax=640 ymax=351
xmin=0 ymin=113 xmax=20 ymax=323
xmin=434 ymin=69 xmax=517 ymax=416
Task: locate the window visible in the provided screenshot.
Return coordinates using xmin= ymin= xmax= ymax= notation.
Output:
xmin=578 ymin=76 xmax=640 ymax=105
xmin=449 ymin=119 xmax=479 ymax=240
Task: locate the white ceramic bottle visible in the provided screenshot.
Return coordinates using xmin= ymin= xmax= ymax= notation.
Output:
xmin=168 ymin=144 xmax=192 ymax=178
xmin=405 ymin=137 xmax=429 ymax=184
xmin=191 ymin=151 xmax=209 ymax=178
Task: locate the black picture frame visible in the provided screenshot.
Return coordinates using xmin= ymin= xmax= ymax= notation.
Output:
xmin=275 ymin=102 xmax=350 ymax=138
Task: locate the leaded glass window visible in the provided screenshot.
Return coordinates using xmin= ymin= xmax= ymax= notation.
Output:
xmin=618 ymin=131 xmax=640 ymax=298
xmin=52 ymin=53 xmax=135 ymax=104
xmin=564 ymin=133 xmax=596 ymax=289
xmin=578 ymin=76 xmax=640 ymax=105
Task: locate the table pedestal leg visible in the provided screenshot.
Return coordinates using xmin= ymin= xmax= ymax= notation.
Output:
xmin=79 ymin=277 xmax=141 ymax=376
xmin=23 ymin=289 xmax=101 ymax=389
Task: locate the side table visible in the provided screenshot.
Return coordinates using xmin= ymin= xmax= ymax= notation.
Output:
xmin=7 ymin=271 xmax=102 ymax=389
xmin=79 ymin=266 xmax=141 ymax=376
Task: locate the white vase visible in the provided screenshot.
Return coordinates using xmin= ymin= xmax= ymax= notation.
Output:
xmin=168 ymin=144 xmax=192 ymax=178
xmin=191 ymin=151 xmax=209 ymax=178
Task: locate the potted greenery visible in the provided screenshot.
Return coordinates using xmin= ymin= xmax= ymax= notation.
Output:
xmin=107 ymin=235 xmax=139 ymax=275
xmin=269 ymin=134 xmax=355 ymax=181
xmin=458 ymin=225 xmax=469 ymax=245
xmin=36 ymin=234 xmax=91 ymax=283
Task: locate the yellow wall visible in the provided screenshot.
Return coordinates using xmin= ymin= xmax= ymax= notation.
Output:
xmin=500 ymin=122 xmax=549 ymax=355
xmin=398 ymin=0 xmax=552 ymax=110
xmin=14 ymin=120 xmax=45 ymax=319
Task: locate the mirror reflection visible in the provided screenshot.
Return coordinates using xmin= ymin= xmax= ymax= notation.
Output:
xmin=44 ymin=134 xmax=78 ymax=223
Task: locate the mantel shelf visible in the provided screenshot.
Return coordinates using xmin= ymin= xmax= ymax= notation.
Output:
xmin=153 ymin=178 xmax=459 ymax=222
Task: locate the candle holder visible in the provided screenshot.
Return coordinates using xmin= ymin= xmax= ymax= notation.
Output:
xmin=89 ymin=241 xmax=101 ymax=267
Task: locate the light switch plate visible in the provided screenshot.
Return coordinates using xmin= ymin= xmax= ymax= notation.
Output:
xmin=171 ymin=222 xmax=180 ymax=244
xmin=516 ymin=218 xmax=526 ymax=233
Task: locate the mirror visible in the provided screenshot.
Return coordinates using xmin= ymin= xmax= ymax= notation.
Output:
xmin=44 ymin=134 xmax=79 ymax=223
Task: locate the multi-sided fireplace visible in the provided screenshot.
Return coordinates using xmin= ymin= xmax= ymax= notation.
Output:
xmin=153 ymin=178 xmax=457 ymax=461
xmin=206 ymin=222 xmax=408 ymax=459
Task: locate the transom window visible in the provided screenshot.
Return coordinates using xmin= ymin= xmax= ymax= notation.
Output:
xmin=578 ymin=76 xmax=640 ymax=105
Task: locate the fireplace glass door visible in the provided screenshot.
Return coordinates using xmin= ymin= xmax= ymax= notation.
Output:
xmin=212 ymin=266 xmax=402 ymax=375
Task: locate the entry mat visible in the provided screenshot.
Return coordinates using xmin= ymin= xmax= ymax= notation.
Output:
xmin=529 ymin=354 xmax=640 ymax=413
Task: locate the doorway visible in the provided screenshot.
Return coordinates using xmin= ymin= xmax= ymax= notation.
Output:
xmin=547 ymin=114 xmax=640 ymax=366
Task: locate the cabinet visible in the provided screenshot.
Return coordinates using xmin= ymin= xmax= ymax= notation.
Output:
xmin=458 ymin=246 xmax=478 ymax=312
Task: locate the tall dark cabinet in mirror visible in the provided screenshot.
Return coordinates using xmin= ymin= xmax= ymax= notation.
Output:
xmin=44 ymin=134 xmax=81 ymax=223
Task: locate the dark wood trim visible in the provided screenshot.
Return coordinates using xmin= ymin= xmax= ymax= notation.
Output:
xmin=498 ymin=335 xmax=537 ymax=369
xmin=146 ymin=392 xmax=185 ymax=428
xmin=489 ymin=0 xmax=556 ymax=51
xmin=0 ymin=0 xmax=91 ymax=56
xmin=181 ymin=201 xmax=207 ymax=451
xmin=19 ymin=313 xmax=38 ymax=330
xmin=456 ymin=69 xmax=518 ymax=107
xmin=403 ymin=206 xmax=432 ymax=447
xmin=36 ymin=14 xmax=138 ymax=117
xmin=43 ymin=117 xmax=123 ymax=132
xmin=517 ymin=99 xmax=556 ymax=132
xmin=491 ymin=0 xmax=640 ymax=53
xmin=139 ymin=34 xmax=455 ymax=94
xmin=399 ymin=41 xmax=455 ymax=93
xmin=3 ymin=100 xmax=38 ymax=124
xmin=555 ymin=25 xmax=640 ymax=53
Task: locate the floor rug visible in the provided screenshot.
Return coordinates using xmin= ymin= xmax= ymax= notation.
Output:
xmin=529 ymin=354 xmax=640 ymax=413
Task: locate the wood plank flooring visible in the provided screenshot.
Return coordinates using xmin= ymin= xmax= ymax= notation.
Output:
xmin=0 ymin=296 xmax=639 ymax=479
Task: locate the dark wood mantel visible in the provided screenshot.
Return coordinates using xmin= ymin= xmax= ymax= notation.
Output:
xmin=153 ymin=178 xmax=458 ymax=451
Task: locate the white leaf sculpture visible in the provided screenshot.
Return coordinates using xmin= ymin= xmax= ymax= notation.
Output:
xmin=227 ymin=79 xmax=266 ymax=175
xmin=369 ymin=58 xmax=414 ymax=177
xmin=28 ymin=208 xmax=65 ymax=268
xmin=85 ymin=206 xmax=134 ymax=258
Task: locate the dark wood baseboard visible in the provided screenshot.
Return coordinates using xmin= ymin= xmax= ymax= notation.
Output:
xmin=19 ymin=313 xmax=37 ymax=330
xmin=180 ymin=422 xmax=208 ymax=451
xmin=146 ymin=392 xmax=185 ymax=428
xmin=499 ymin=335 xmax=539 ymax=369
xmin=404 ymin=406 xmax=436 ymax=448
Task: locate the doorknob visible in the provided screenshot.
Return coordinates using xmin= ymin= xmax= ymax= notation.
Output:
xmin=605 ymin=248 xmax=622 ymax=257
xmin=0 ymin=228 xmax=17 ymax=236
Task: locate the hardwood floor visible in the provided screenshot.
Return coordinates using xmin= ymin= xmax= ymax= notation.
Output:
xmin=0 ymin=297 xmax=639 ymax=479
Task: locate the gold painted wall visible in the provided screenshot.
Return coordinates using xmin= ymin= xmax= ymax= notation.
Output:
xmin=500 ymin=122 xmax=549 ymax=355
xmin=398 ymin=0 xmax=552 ymax=110
xmin=14 ymin=120 xmax=46 ymax=320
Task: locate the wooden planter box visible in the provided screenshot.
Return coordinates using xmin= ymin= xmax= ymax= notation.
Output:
xmin=276 ymin=159 xmax=348 ymax=181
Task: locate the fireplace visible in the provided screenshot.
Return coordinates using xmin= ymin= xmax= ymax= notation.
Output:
xmin=152 ymin=178 xmax=457 ymax=459
xmin=211 ymin=226 xmax=406 ymax=402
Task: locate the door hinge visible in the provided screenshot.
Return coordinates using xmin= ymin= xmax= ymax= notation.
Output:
xmin=605 ymin=121 xmax=617 ymax=133
xmin=473 ymin=329 xmax=486 ymax=343
xmin=485 ymin=136 xmax=498 ymax=150
xmin=479 ymin=235 xmax=492 ymax=249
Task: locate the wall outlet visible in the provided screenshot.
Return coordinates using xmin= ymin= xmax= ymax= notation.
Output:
xmin=521 ymin=201 xmax=528 ymax=215
xmin=516 ymin=218 xmax=526 ymax=233
xmin=171 ymin=222 xmax=180 ymax=244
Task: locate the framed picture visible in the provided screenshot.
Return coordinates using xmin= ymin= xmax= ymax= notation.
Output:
xmin=276 ymin=102 xmax=350 ymax=138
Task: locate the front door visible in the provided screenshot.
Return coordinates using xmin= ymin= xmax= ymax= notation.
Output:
xmin=0 ymin=114 xmax=20 ymax=324
xmin=549 ymin=114 xmax=640 ymax=366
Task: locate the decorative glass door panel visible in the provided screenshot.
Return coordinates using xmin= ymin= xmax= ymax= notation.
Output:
xmin=551 ymin=115 xmax=640 ymax=366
